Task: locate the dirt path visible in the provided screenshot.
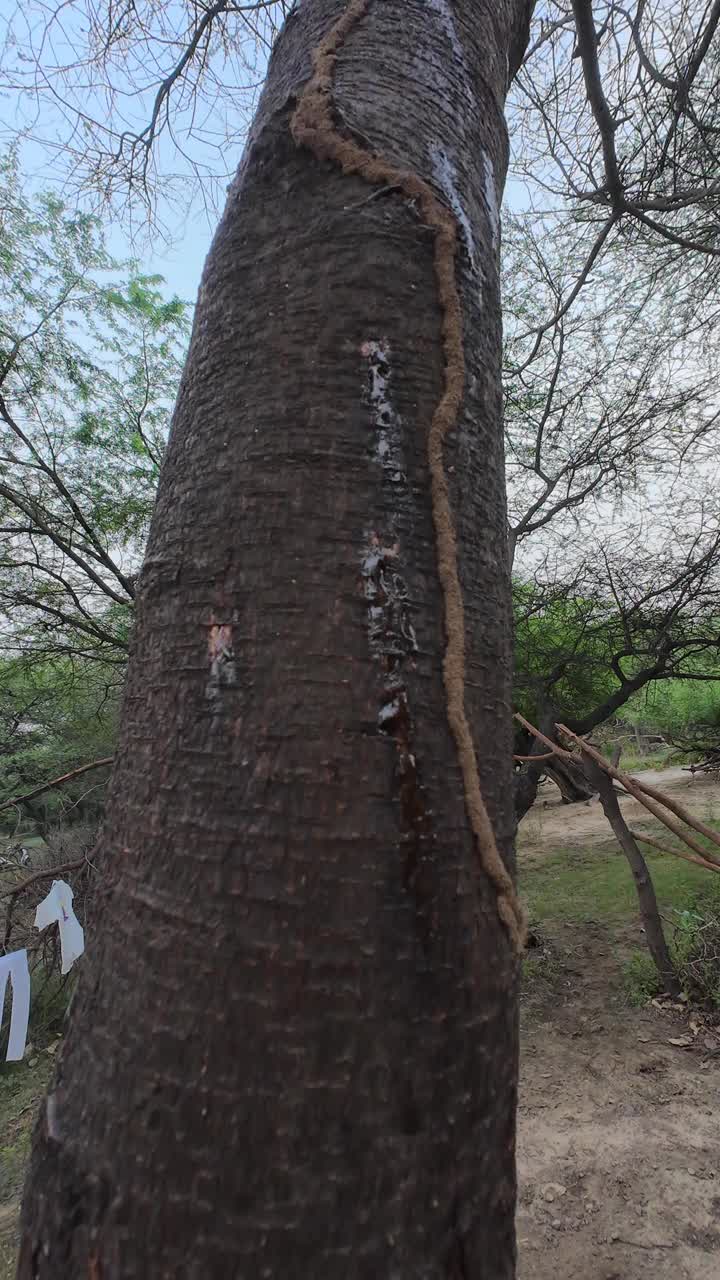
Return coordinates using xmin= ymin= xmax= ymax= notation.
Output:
xmin=517 ymin=921 xmax=720 ymax=1279
xmin=519 ymin=768 xmax=720 ymax=857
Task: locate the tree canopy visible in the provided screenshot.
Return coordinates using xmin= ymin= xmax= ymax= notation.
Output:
xmin=0 ymin=149 xmax=189 ymax=669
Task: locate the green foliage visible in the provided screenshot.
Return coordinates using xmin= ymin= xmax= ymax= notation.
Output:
xmin=612 ymin=747 xmax=676 ymax=772
xmin=513 ymin=581 xmax=619 ymax=725
xmin=622 ymin=899 xmax=720 ymax=1010
xmin=520 ymin=838 xmax=720 ymax=926
xmin=622 ymin=951 xmax=663 ymax=1005
xmin=0 ymin=1055 xmax=53 ymax=1203
xmin=0 ymin=147 xmax=189 ymax=664
xmin=671 ymin=906 xmax=720 ymax=1009
xmin=514 ymin=574 xmax=720 ymax=747
xmin=0 ymin=654 xmax=119 ymax=832
xmin=624 ymin=677 xmax=720 ymax=743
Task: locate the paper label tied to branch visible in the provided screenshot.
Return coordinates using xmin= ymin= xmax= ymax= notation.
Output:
xmin=35 ymin=879 xmax=85 ymax=974
xmin=0 ymin=948 xmax=31 ymax=1062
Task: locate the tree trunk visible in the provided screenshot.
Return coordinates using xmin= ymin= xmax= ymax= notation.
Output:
xmin=586 ymin=761 xmax=680 ymax=997
xmin=543 ymin=754 xmax=596 ymax=805
xmin=19 ymin=2 xmax=533 ymax=1276
xmin=514 ymin=711 xmax=595 ymax=823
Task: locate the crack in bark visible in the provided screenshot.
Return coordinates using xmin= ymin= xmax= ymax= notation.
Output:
xmin=291 ymin=0 xmax=525 ymax=950
xmin=360 ymin=534 xmax=434 ymax=945
xmin=446 ymin=1192 xmax=470 ymax=1278
xmin=358 ymin=333 xmax=435 ymax=947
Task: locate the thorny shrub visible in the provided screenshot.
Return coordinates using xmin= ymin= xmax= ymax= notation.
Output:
xmin=672 ymin=908 xmax=720 ymax=1011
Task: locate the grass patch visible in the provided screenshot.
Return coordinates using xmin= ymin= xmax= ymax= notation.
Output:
xmin=0 ymin=1057 xmax=51 ymax=1203
xmin=623 ymin=950 xmax=663 ymax=1005
xmin=522 ymin=828 xmax=720 ymax=1007
xmin=0 ymin=966 xmax=72 ymax=1275
xmin=522 ymin=936 xmax=568 ymax=1010
xmin=520 ymin=837 xmax=720 ymax=927
xmin=0 ymin=1038 xmax=60 ymax=1277
xmin=616 ymin=748 xmax=679 ymax=773
xmin=622 ymin=909 xmax=720 ymax=1009
xmin=672 ymin=907 xmax=720 ymax=1008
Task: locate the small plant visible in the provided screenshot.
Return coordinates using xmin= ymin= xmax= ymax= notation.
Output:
xmin=672 ymin=908 xmax=720 ymax=1010
xmin=522 ymin=926 xmax=566 ymax=1004
xmin=623 ymin=950 xmax=663 ymax=1005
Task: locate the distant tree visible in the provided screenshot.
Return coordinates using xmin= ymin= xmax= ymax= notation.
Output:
xmin=503 ymin=211 xmax=719 ymax=570
xmin=515 ymin=0 xmax=720 ymax=344
xmin=503 ymin=97 xmax=720 ymax=814
xmin=626 ymin=674 xmax=720 ymax=746
xmin=0 ymin=656 xmax=118 ymax=837
xmin=512 ymin=512 xmax=720 ymax=814
xmin=0 ymin=150 xmax=189 ymax=669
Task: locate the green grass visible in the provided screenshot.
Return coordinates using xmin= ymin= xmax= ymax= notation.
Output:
xmin=0 ymin=1054 xmax=54 ymax=1276
xmin=521 ymin=828 xmax=720 ymax=1007
xmin=622 ymin=950 xmax=664 ymax=1005
xmin=0 ymin=1058 xmax=52 ymax=1203
xmin=0 ymin=967 xmax=72 ymax=1276
xmin=615 ymin=747 xmax=679 ymax=773
xmin=520 ymin=837 xmax=720 ymax=927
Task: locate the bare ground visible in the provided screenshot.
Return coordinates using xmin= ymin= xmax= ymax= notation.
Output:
xmin=3 ymin=770 xmax=720 ymax=1277
xmin=520 ymin=766 xmax=720 ymax=860
xmin=517 ymin=768 xmax=720 ymax=1279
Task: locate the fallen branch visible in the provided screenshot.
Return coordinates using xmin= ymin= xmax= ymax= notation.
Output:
xmin=558 ymin=726 xmax=720 ymax=852
xmin=513 ymin=750 xmax=558 ymax=763
xmin=513 ymin=713 xmax=576 ymax=760
xmin=556 ymin=727 xmax=720 ymax=869
xmin=0 ymin=858 xmax=87 ymax=901
xmin=630 ymin=830 xmax=720 ymax=875
xmin=0 ymin=757 xmax=113 ymax=815
xmin=516 ymin=713 xmax=720 ymax=997
xmin=516 ymin=714 xmax=720 ymax=870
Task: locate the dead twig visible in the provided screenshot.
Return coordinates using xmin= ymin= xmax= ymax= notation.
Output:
xmin=513 ymin=750 xmax=558 ymax=762
xmin=630 ymin=830 xmax=720 ymax=875
xmin=513 ymin=713 xmax=576 ymax=760
xmin=1 ymin=858 xmax=87 ymax=902
xmin=557 ymin=727 xmax=720 ymax=868
xmin=2 ymin=853 xmax=95 ymax=954
xmin=615 ymin=1237 xmax=675 ymax=1250
xmin=0 ymin=758 xmax=113 ymax=816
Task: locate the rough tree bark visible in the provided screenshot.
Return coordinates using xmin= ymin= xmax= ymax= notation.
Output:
xmin=19 ymin=1 xmax=534 ymax=1276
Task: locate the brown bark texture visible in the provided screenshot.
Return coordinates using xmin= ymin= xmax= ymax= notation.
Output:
xmin=19 ymin=1 xmax=533 ymax=1276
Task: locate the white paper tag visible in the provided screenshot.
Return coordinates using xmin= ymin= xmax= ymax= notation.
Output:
xmin=0 ymin=948 xmax=31 ymax=1061
xmin=35 ymin=879 xmax=85 ymax=974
